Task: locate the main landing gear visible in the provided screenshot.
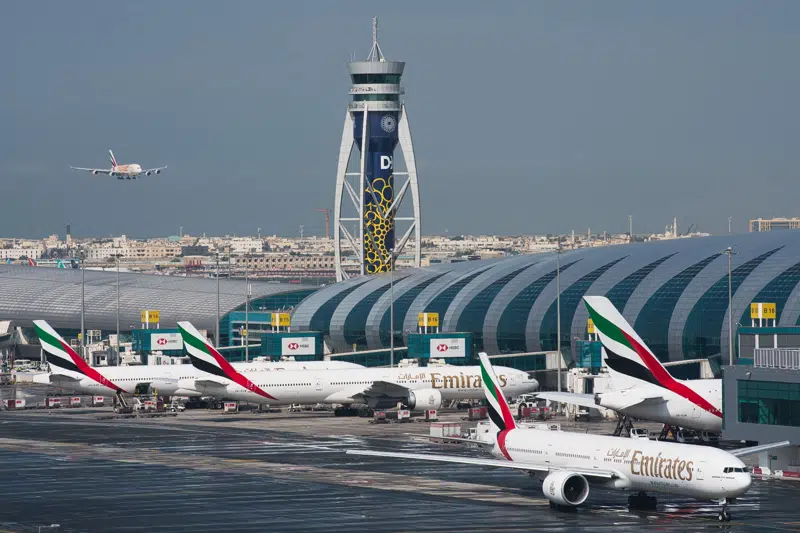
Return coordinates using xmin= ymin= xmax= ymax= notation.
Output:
xmin=613 ymin=414 xmax=635 ymax=437
xmin=718 ymin=499 xmax=732 ymax=522
xmin=628 ymin=491 xmax=657 ymax=510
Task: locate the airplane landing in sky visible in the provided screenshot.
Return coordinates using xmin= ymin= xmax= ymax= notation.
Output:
xmin=70 ymin=150 xmax=167 ymax=180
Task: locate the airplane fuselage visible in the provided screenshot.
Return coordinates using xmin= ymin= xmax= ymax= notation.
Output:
xmin=183 ymin=366 xmax=537 ymax=407
xmin=37 ymin=361 xmax=365 ymax=397
xmin=499 ymin=427 xmax=750 ymax=500
xmin=598 ymin=379 xmax=722 ymax=432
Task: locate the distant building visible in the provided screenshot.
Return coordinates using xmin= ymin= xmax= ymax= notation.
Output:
xmin=181 ymin=245 xmax=209 ymax=256
xmin=750 ymin=218 xmax=800 ymax=232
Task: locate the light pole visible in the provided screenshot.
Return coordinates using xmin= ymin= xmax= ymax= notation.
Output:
xmin=215 ymin=252 xmax=220 ymax=348
xmin=245 ymin=259 xmax=250 ymax=362
xmin=115 ymin=254 xmax=120 ymax=365
xmin=728 ymin=217 xmax=732 ymax=234
xmin=723 ymin=246 xmax=737 ymax=366
xmin=555 ymin=245 xmax=563 ymax=393
xmin=389 ymin=248 xmax=396 ymax=368
xmin=80 ymin=253 xmax=85 ymax=360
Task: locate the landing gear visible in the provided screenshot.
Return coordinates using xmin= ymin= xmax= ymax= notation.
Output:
xmin=717 ymin=499 xmax=732 ymax=522
xmin=334 ymin=405 xmax=359 ymax=417
xmin=628 ymin=491 xmax=657 ymax=510
xmin=613 ymin=414 xmax=634 ymax=437
xmin=658 ymin=424 xmax=678 ymax=441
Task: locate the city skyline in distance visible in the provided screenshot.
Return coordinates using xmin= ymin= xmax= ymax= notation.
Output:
xmin=2 ymin=2 xmax=799 ymax=239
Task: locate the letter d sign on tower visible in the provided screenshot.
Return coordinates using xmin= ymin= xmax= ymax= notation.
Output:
xmin=333 ymin=17 xmax=421 ymax=281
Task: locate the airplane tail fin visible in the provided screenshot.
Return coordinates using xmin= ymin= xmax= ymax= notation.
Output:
xmin=34 ymin=320 xmax=124 ymax=391
xmin=109 ymin=150 xmax=118 ymax=167
xmin=177 ymin=321 xmax=277 ymax=400
xmin=478 ymin=352 xmax=517 ymax=433
xmin=583 ymin=296 xmax=676 ymax=389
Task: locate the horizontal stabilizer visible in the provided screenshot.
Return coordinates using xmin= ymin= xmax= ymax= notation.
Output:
xmin=536 ymin=392 xmax=597 ymax=409
xmin=730 ymin=440 xmax=791 ymax=458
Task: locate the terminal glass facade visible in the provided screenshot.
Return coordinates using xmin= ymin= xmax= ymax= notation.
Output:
xmin=738 ymin=380 xmax=800 ymax=427
xmin=291 ymin=231 xmax=800 ymax=367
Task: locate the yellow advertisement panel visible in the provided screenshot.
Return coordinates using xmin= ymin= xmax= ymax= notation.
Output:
xmin=587 ymin=318 xmax=595 ymax=334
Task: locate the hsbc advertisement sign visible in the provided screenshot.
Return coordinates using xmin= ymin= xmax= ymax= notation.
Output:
xmin=150 ymin=332 xmax=182 ymax=351
xmin=281 ymin=337 xmax=315 ymax=356
xmin=430 ymin=338 xmax=466 ymax=358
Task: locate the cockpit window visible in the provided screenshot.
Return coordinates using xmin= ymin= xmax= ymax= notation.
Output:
xmin=723 ymin=467 xmax=748 ymax=473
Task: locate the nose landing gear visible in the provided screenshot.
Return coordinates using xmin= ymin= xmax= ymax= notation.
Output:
xmin=718 ymin=499 xmax=732 ymax=522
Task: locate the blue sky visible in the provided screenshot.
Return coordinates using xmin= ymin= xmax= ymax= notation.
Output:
xmin=2 ymin=1 xmax=798 ymax=238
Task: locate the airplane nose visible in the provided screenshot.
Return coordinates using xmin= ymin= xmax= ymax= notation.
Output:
xmin=741 ymin=473 xmax=753 ymax=493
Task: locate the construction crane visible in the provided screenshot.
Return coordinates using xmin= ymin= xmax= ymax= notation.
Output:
xmin=316 ymin=208 xmax=331 ymax=239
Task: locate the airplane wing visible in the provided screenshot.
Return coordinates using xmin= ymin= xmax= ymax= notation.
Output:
xmin=70 ymin=167 xmax=112 ymax=174
xmin=141 ymin=166 xmax=167 ymax=175
xmin=536 ymin=392 xmax=597 ymax=409
xmin=193 ymin=378 xmax=230 ymax=388
xmin=325 ymin=380 xmax=411 ymax=405
xmin=729 ymin=440 xmax=792 ymax=458
xmin=347 ymin=449 xmax=616 ymax=479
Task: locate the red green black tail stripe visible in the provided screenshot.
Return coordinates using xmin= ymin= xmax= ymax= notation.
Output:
xmin=179 ymin=324 xmax=276 ymax=401
xmin=585 ymin=299 xmax=722 ymax=418
xmin=35 ymin=322 xmax=124 ymax=393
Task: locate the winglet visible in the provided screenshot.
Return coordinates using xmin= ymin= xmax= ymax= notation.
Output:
xmin=478 ymin=352 xmax=517 ymax=432
xmin=178 ymin=321 xmax=276 ymax=400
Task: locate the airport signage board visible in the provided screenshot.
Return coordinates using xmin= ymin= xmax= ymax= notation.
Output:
xmin=430 ymin=338 xmax=466 ymax=358
xmin=418 ymin=312 xmax=439 ymax=328
xmin=281 ymin=337 xmax=315 ymax=356
xmin=150 ymin=332 xmax=182 ymax=350
xmin=750 ymin=302 xmax=776 ymax=320
xmin=272 ymin=313 xmax=291 ymax=327
xmin=141 ymin=310 xmax=160 ymax=324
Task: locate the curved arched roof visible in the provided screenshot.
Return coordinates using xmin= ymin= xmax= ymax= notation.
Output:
xmin=293 ymin=231 xmax=800 ymax=362
xmin=0 ymin=265 xmax=315 ymax=332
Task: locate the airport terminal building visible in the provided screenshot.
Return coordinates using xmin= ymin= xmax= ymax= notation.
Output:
xmin=0 ymin=265 xmax=315 ymax=346
xmin=293 ymin=231 xmax=800 ymax=368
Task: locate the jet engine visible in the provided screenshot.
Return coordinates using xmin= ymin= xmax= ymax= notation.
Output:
xmin=146 ymin=171 xmax=152 ymax=176
xmin=155 ymin=169 xmax=161 ymax=174
xmin=406 ymin=389 xmax=443 ymax=411
xmin=92 ymin=170 xmax=99 ymax=175
xmin=542 ymin=471 xmax=590 ymax=507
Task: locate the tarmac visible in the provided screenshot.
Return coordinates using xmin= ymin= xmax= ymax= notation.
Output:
xmin=1 ymin=392 xmax=800 ymax=532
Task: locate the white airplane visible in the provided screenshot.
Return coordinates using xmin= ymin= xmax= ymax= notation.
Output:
xmin=177 ymin=321 xmax=538 ymax=411
xmin=347 ymin=353 xmax=789 ymax=522
xmin=70 ymin=150 xmax=167 ymax=180
xmin=537 ymin=296 xmax=723 ymax=433
xmin=32 ymin=320 xmax=363 ymax=400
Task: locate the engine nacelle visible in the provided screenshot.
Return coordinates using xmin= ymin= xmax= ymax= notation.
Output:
xmin=146 ymin=171 xmax=152 ymax=176
xmin=542 ymin=471 xmax=590 ymax=507
xmin=92 ymin=170 xmax=99 ymax=175
xmin=155 ymin=169 xmax=161 ymax=174
xmin=406 ymin=388 xmax=443 ymax=411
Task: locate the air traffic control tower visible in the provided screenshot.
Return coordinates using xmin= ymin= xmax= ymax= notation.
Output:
xmin=333 ymin=17 xmax=421 ymax=281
